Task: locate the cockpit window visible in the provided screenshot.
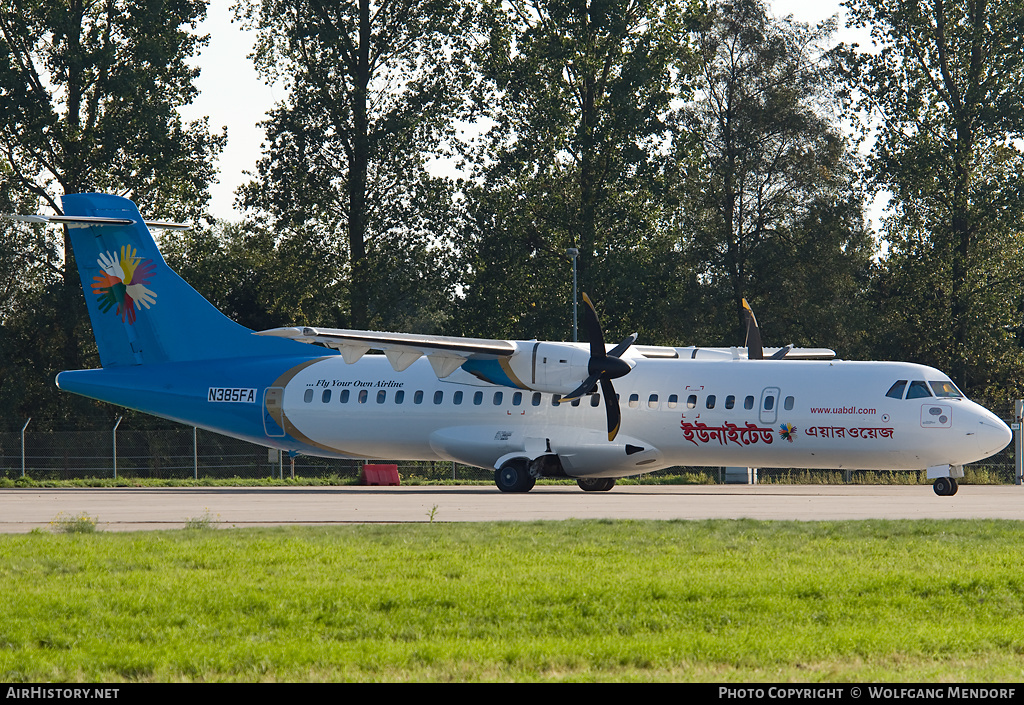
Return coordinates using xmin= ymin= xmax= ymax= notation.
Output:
xmin=905 ymin=380 xmax=932 ymax=399
xmin=929 ymin=380 xmax=963 ymax=398
xmin=885 ymin=380 xmax=907 ymax=399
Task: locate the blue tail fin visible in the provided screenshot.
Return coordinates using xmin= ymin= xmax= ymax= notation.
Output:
xmin=63 ymin=192 xmax=309 ymax=367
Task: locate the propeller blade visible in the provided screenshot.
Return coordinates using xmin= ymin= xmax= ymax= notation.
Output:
xmin=581 ymin=293 xmax=606 ymax=360
xmin=560 ymin=372 xmax=602 ymax=403
xmin=578 ymin=292 xmax=635 ymax=441
xmin=742 ymin=298 xmax=763 ymax=360
xmin=600 ymin=376 xmax=621 ymax=441
xmin=607 ymin=333 xmax=637 ymax=359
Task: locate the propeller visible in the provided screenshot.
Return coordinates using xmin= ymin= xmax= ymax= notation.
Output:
xmin=560 ymin=293 xmax=637 ymax=441
xmin=741 ymin=298 xmax=763 ymax=360
xmin=742 ymin=298 xmax=791 ymax=360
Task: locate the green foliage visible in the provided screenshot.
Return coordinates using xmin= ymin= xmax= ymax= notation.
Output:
xmin=235 ymin=0 xmax=474 ymax=330
xmin=0 ymin=0 xmax=224 ymax=217
xmin=48 ymin=512 xmax=99 ymax=534
xmin=841 ymin=0 xmax=1024 ymax=402
xmin=456 ymin=0 xmax=698 ymax=341
xmin=183 ymin=509 xmax=220 ymax=530
xmin=675 ymin=0 xmax=875 ymax=352
xmin=0 ymin=0 xmax=224 ymax=426
xmin=160 ymin=220 xmax=349 ymax=330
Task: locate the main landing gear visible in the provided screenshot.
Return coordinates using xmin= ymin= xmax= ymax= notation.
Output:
xmin=494 ymin=459 xmax=618 ymax=493
xmin=495 ymin=459 xmax=535 ymax=493
xmin=576 ymin=477 xmax=616 ymax=492
xmin=933 ymin=476 xmax=959 ymax=496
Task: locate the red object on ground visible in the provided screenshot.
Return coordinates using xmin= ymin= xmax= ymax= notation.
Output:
xmin=360 ymin=464 xmax=400 ymax=486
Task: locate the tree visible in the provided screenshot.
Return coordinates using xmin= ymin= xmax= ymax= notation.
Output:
xmin=456 ymin=0 xmax=696 ymax=342
xmin=237 ymin=0 xmax=474 ymax=331
xmin=841 ymin=0 xmax=1024 ymax=400
xmin=0 ymin=0 xmax=224 ymax=424
xmin=673 ymin=0 xmax=874 ymax=351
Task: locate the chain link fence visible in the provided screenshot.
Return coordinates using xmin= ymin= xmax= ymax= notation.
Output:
xmin=0 ymin=419 xmax=1017 ymax=484
xmin=0 ymin=419 xmax=494 ymax=482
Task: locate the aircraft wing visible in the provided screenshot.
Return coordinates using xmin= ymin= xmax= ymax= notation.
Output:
xmin=256 ymin=326 xmax=517 ymax=378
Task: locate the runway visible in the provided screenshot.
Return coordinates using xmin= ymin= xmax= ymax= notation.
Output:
xmin=2 ymin=484 xmax=1023 ymax=532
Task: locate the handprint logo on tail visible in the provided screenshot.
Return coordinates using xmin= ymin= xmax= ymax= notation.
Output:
xmin=91 ymin=246 xmax=157 ymax=324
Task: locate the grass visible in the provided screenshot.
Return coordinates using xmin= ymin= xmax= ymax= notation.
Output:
xmin=48 ymin=512 xmax=100 ymax=534
xmin=1 ymin=520 xmax=1024 ymax=682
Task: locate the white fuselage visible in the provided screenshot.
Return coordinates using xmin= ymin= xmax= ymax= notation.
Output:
xmin=271 ymin=353 xmax=1011 ymax=479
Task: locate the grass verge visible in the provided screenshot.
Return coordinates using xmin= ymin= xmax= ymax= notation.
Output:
xmin=1 ymin=520 xmax=1022 ymax=682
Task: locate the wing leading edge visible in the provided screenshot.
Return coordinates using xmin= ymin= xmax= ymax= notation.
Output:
xmin=256 ymin=326 xmax=517 ymax=378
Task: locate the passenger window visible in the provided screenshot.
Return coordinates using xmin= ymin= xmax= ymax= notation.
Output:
xmin=706 ymin=395 xmax=716 ymax=409
xmin=376 ymin=390 xmax=386 ymax=404
xmin=358 ymin=390 xmax=368 ymax=404
xmin=571 ymin=398 xmax=581 ymax=407
xmin=763 ymin=396 xmax=775 ymax=411
xmin=590 ymin=394 xmax=601 ymax=407
xmin=474 ymin=391 xmax=483 ymax=405
xmin=322 ymin=389 xmax=331 ymax=403
xmin=648 ymin=394 xmax=658 ymax=409
xmin=628 ymin=393 xmax=639 ymax=409
xmin=667 ymin=394 xmax=678 ymax=409
xmin=886 ymin=380 xmax=907 ymax=399
xmin=395 ymin=390 xmax=404 ymax=404
xmin=532 ymin=392 xmax=542 ymax=406
xmin=453 ymin=391 xmax=463 ymax=405
xmin=304 ymin=389 xmax=314 ymax=403
xmin=784 ymin=396 xmax=794 ymax=411
xmin=340 ymin=389 xmax=350 ymax=403
xmin=725 ymin=395 xmax=735 ymax=409
xmin=552 ymin=395 xmax=561 ymax=406
xmin=744 ymin=396 xmax=754 ymax=410
xmin=494 ymin=392 xmax=503 ymax=405
xmin=687 ymin=394 xmax=697 ymax=409
xmin=906 ymin=381 xmax=932 ymax=399
xmin=513 ymin=392 xmax=522 ymax=406
xmin=433 ymin=390 xmax=443 ymax=404
xmin=414 ymin=390 xmax=424 ymax=404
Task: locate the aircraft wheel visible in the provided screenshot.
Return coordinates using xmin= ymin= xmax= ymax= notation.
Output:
xmin=933 ymin=477 xmax=953 ymax=497
xmin=949 ymin=477 xmax=959 ymax=496
xmin=576 ymin=477 xmax=616 ymax=492
xmin=496 ymin=460 xmax=535 ymax=493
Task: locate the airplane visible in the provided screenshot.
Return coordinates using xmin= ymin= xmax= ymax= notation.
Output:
xmin=15 ymin=192 xmax=1013 ymax=496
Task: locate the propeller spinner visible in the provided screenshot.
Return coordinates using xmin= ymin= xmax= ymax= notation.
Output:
xmin=560 ymin=293 xmax=636 ymax=441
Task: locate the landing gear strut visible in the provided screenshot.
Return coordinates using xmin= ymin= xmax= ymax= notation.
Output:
xmin=932 ymin=476 xmax=959 ymax=497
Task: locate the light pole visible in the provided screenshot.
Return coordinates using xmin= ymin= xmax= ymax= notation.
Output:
xmin=567 ymin=248 xmax=579 ymax=342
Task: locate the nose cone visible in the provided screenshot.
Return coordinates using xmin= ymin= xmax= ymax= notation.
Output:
xmin=974 ymin=413 xmax=1012 ymax=458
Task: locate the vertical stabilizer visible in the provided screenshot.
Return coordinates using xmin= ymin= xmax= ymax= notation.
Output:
xmin=62 ymin=193 xmax=309 ymax=367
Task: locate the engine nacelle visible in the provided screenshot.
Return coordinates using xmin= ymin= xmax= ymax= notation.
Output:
xmin=504 ymin=342 xmax=593 ymax=395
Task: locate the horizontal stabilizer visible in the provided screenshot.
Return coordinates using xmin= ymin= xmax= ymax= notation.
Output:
xmin=6 ymin=213 xmax=191 ymax=229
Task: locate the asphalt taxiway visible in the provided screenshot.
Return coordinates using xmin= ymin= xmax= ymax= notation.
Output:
xmin=2 ymin=484 xmax=1023 ymax=532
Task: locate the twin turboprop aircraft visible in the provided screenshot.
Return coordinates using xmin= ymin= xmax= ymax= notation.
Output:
xmin=20 ymin=193 xmax=1012 ymax=495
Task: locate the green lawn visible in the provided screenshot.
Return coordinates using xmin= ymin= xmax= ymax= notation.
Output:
xmin=2 ymin=520 xmax=1023 ymax=682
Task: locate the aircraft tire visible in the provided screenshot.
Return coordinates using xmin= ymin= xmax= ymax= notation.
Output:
xmin=495 ymin=460 xmax=535 ymax=493
xmin=576 ymin=477 xmax=616 ymax=492
xmin=933 ymin=477 xmax=953 ymax=497
xmin=949 ymin=477 xmax=959 ymax=495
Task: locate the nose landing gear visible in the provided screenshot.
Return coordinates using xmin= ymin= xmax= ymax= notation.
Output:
xmin=932 ymin=476 xmax=959 ymax=496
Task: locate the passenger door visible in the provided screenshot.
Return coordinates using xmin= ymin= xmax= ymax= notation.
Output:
xmin=759 ymin=386 xmax=780 ymax=426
